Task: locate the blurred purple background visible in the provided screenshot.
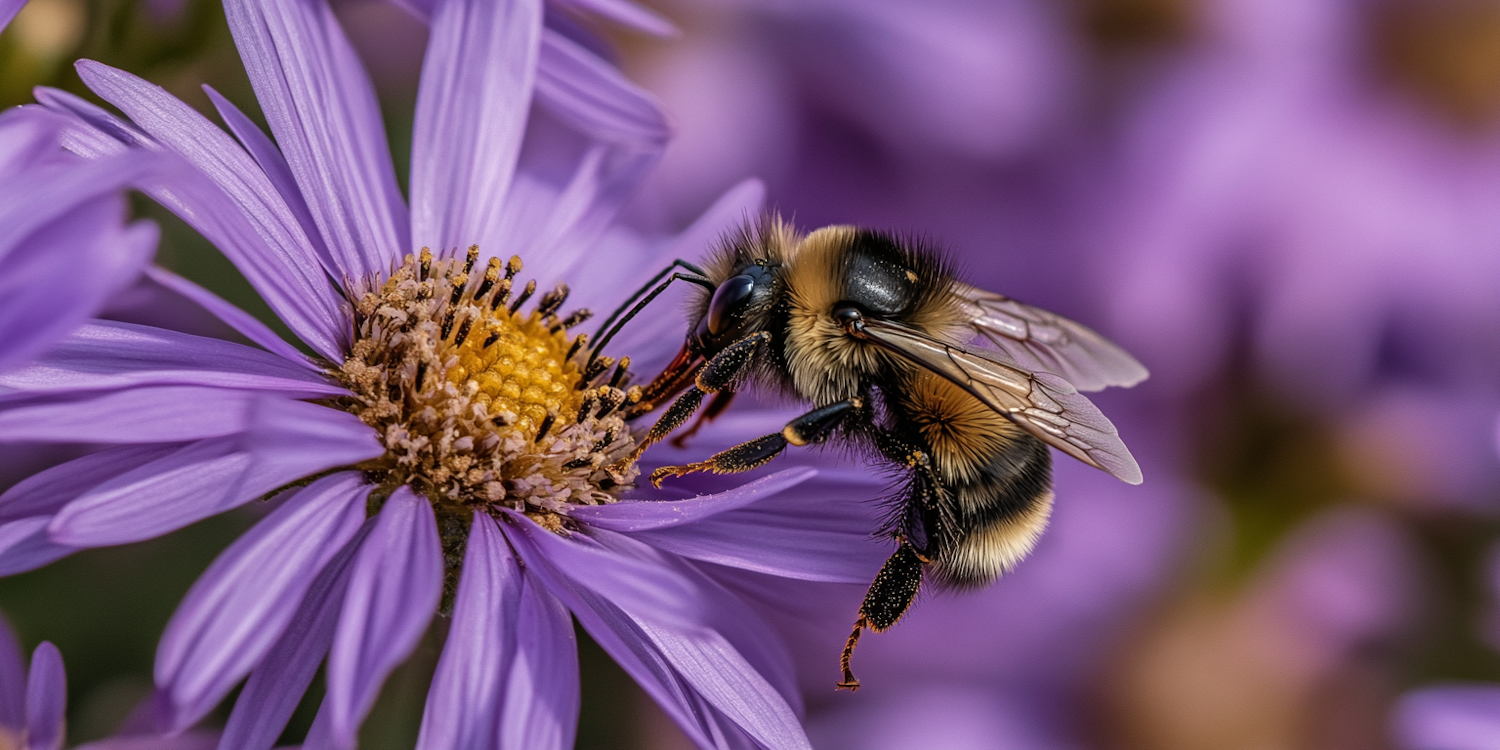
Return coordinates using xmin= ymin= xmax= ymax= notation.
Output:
xmin=4 ymin=0 xmax=1500 ymax=747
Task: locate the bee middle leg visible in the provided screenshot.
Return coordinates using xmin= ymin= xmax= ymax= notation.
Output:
xmin=648 ymin=396 xmax=865 ymax=487
xmin=617 ymin=332 xmax=769 ymax=467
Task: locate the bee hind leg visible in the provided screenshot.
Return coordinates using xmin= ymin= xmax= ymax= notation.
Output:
xmin=838 ymin=540 xmax=924 ymax=691
xmin=649 ymin=397 xmax=863 ymax=487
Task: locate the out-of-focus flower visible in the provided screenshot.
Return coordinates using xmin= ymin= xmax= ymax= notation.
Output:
xmin=0 ymin=0 xmax=881 ymax=747
xmin=0 ymin=616 xmax=215 ymax=750
xmin=630 ymin=0 xmax=1081 ymax=226
xmin=1103 ymin=0 xmax=1500 ymax=406
xmin=0 ymin=108 xmax=160 ymax=373
xmin=1393 ymin=684 xmax=1500 ymax=750
xmin=0 ymin=0 xmax=25 ymax=32
xmin=1109 ymin=507 xmax=1423 ymax=750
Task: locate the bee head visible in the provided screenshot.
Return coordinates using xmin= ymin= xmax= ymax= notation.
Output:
xmin=690 ymin=260 xmax=777 ymax=356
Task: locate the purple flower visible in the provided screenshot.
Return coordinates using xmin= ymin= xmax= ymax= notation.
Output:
xmin=0 ymin=0 xmax=24 ymax=32
xmin=0 ymin=615 xmax=215 ymax=750
xmin=0 ymin=108 xmax=161 ymax=373
xmin=1393 ymin=685 xmax=1500 ymax=750
xmin=0 ymin=0 xmax=878 ymax=746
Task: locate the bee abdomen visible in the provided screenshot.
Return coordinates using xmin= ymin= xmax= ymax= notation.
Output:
xmin=929 ymin=436 xmax=1054 ymax=589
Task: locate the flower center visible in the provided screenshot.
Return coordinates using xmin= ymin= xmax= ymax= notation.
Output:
xmin=338 ymin=247 xmax=641 ymax=528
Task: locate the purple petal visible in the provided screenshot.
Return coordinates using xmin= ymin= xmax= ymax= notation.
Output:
xmin=202 ymin=85 xmax=338 ymax=279
xmin=0 ymin=615 xmax=25 ymax=733
xmin=535 ymin=29 xmax=668 ymax=148
xmin=24 ymin=643 xmax=64 ymax=750
xmin=222 ymin=0 xmax=408 ymax=280
xmin=504 ymin=513 xmax=706 ymax=631
xmin=0 ymin=321 xmax=342 ymax=397
xmin=0 ymin=0 xmax=23 ymax=33
xmin=0 ymin=387 xmax=265 ymax=443
xmin=49 ymin=398 xmax=381 ymax=547
xmin=410 ymin=0 xmax=540 ymax=253
xmin=142 ymin=267 xmax=312 ymax=367
xmin=325 ymin=488 xmax=442 ymax=749
xmin=1393 ymin=684 xmax=1500 ymax=750
xmin=29 ymin=88 xmax=148 ymax=159
xmin=573 ymin=468 xmax=816 ymax=531
xmin=497 ymin=574 xmax=578 ymax=750
xmin=0 ymin=518 xmax=79 ymax=577
xmin=415 ymin=513 xmax=520 ymax=750
xmin=0 ymin=193 xmax=157 ymax=374
xmin=219 ymin=520 xmax=373 ymax=750
xmin=0 ymin=444 xmax=181 ymax=523
xmin=551 ymin=0 xmax=674 ymax=36
xmin=71 ymin=61 xmax=348 ymax=358
xmin=157 ymin=473 xmax=370 ymax=731
xmin=75 ymin=733 xmax=219 ymax=750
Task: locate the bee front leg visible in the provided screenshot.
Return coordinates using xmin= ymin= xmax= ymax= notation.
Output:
xmin=649 ymin=396 xmax=864 ymax=487
xmin=618 ymin=332 xmax=769 ymax=467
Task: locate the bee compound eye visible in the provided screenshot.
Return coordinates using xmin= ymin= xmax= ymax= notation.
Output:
xmin=832 ymin=305 xmax=864 ymax=331
xmin=707 ymin=274 xmax=756 ymax=335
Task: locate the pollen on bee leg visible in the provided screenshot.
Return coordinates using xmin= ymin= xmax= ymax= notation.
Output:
xmin=336 ymin=248 xmax=642 ymax=546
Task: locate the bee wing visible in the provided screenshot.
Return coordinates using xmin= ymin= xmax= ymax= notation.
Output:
xmin=859 ymin=319 xmax=1143 ymax=485
xmin=952 ymin=282 xmax=1148 ymax=392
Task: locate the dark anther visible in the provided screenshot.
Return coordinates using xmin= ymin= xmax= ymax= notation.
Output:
xmin=475 ymin=257 xmax=501 ymax=299
xmin=557 ymin=309 xmax=593 ymax=332
xmin=387 ymin=381 xmax=401 ymax=403
xmin=562 ymin=457 xmax=593 ymax=470
xmin=609 ymin=357 xmax=631 ymax=389
xmin=482 ymin=332 xmax=500 ymax=349
xmin=566 ymin=333 xmax=588 ymax=361
xmin=463 ymin=245 xmax=479 ymax=274
xmin=509 ymin=280 xmax=537 ymax=313
xmin=575 ymin=390 xmax=600 ymax=422
xmin=535 ymin=283 xmax=570 ymax=318
xmin=582 ymin=356 xmax=613 ymax=385
xmin=535 ymin=409 xmax=558 ymax=442
xmin=489 ymin=279 xmax=512 ymax=311
xmin=595 ymin=387 xmax=627 ymax=418
xmin=591 ymin=427 xmax=618 ymax=454
xmin=419 ymin=248 xmax=432 ymax=280
xmin=492 ymin=412 xmax=514 ymax=427
xmin=416 ymin=280 xmax=434 ymax=301
xmin=453 ymin=317 xmax=474 ymax=347
xmin=414 ymin=362 xmax=428 ymax=393
xmin=505 ymin=255 xmax=522 ymax=281
xmin=441 ymin=308 xmax=458 ymax=340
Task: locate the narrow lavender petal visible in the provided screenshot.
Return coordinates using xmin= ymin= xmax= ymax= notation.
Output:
xmin=50 ymin=398 xmax=381 ymax=547
xmin=30 ymin=88 xmax=147 ymax=159
xmin=0 ymin=615 xmax=25 ymax=733
xmin=0 ymin=386 xmax=264 ymax=443
xmin=72 ymin=61 xmax=346 ymax=348
xmin=218 ymin=520 xmax=372 ymax=750
xmin=573 ymin=468 xmax=816 ymax=531
xmin=0 ymin=444 xmax=180 ymax=523
xmin=414 ymin=513 xmax=520 ymax=750
xmin=586 ymin=529 xmax=799 ymax=709
xmin=620 ymin=489 xmax=883 ymax=583
xmin=202 ymin=85 xmax=338 ymax=278
xmin=223 ymin=0 xmax=408 ymax=280
xmin=0 ymin=195 xmax=157 ymax=373
xmin=535 ymin=29 xmax=668 ymax=147
xmin=143 ymin=266 xmax=313 ymax=367
xmin=0 ymin=0 xmax=24 ymax=33
xmin=410 ymin=0 xmax=540 ymax=254
xmin=157 ymin=473 xmax=370 ymax=731
xmin=326 ymin=488 xmax=442 ymax=749
xmin=551 ymin=0 xmax=674 ymax=36
xmin=504 ymin=529 xmax=714 ymax=749
xmin=1393 ymin=685 xmax=1500 ymax=750
xmin=24 ymin=643 xmax=64 ymax=750
xmin=504 ymin=513 xmax=707 ymax=631
xmin=0 ymin=321 xmax=341 ymax=396
xmin=0 ymin=518 xmax=79 ymax=576
xmin=497 ymin=574 xmax=579 ymax=750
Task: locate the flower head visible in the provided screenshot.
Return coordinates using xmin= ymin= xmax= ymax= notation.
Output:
xmin=0 ymin=0 xmax=878 ymax=746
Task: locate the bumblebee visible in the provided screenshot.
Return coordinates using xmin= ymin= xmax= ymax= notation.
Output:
xmin=603 ymin=217 xmax=1147 ymax=690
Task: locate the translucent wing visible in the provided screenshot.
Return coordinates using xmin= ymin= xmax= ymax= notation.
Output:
xmin=858 ymin=319 xmax=1143 ymax=484
xmin=952 ymin=282 xmax=1148 ymax=392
